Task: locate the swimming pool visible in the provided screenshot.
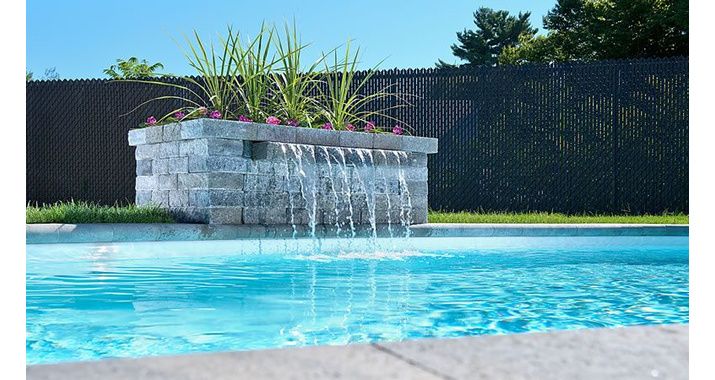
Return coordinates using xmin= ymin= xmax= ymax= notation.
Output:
xmin=26 ymin=235 xmax=688 ymax=364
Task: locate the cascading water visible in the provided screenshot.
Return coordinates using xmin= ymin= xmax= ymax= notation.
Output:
xmin=394 ymin=151 xmax=413 ymax=238
xmin=379 ymin=150 xmax=395 ymax=238
xmin=320 ymin=146 xmax=342 ymax=237
xmin=274 ymin=142 xmax=414 ymax=250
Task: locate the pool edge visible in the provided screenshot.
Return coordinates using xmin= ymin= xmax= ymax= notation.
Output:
xmin=26 ymin=324 xmax=688 ymax=380
xmin=26 ymin=223 xmax=689 ymax=244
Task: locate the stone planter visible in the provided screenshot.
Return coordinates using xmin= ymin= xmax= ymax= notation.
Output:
xmin=128 ymin=119 xmax=438 ymax=226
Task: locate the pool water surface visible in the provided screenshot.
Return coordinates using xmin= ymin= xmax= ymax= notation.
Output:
xmin=26 ymin=236 xmax=689 ymax=364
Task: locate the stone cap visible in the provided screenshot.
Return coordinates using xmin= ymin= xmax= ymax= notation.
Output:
xmin=128 ymin=119 xmax=438 ymax=154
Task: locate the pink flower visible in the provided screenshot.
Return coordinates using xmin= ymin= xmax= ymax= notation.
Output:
xmin=346 ymin=123 xmax=356 ymax=132
xmin=266 ymin=116 xmax=281 ymax=125
xmin=392 ymin=125 xmax=404 ymax=135
xmin=209 ymin=110 xmax=222 ymax=119
xmin=197 ymin=107 xmax=208 ymax=115
xmin=364 ymin=121 xmax=375 ymax=132
xmin=146 ymin=116 xmax=157 ymax=125
xmin=322 ymin=122 xmax=334 ymax=130
xmin=286 ymin=119 xmax=299 ymax=127
xmin=174 ymin=111 xmax=186 ymax=120
xmin=238 ymin=115 xmax=252 ymax=122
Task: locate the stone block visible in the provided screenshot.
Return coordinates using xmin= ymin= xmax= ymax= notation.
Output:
xmin=373 ymin=133 xmax=402 ymax=150
xmin=168 ymin=157 xmax=189 ymax=173
xmin=151 ymin=190 xmax=170 ymax=206
xmin=207 ymin=189 xmax=244 ymax=206
xmin=295 ymin=128 xmax=340 ymax=146
xmin=180 ymin=138 xmax=246 ymax=157
xmin=404 ymin=152 xmax=428 ymax=167
xmin=338 ymin=131 xmax=373 ymax=149
xmin=135 ymin=190 xmax=152 ymax=206
xmin=208 ymin=173 xmax=245 ymax=189
xmin=158 ymin=142 xmax=180 ymax=158
xmin=163 ymin=123 xmax=182 ymax=142
xmin=169 ymin=190 xmax=189 ymax=207
xmin=189 ymin=156 xmax=251 ymax=173
xmin=254 ymin=124 xmax=297 ymax=143
xmin=373 ymin=150 xmax=400 ymax=165
xmin=206 ymin=207 xmax=244 ymax=224
xmin=243 ymin=207 xmax=288 ymax=224
xmin=374 ymin=177 xmax=400 ymax=193
xmin=145 ymin=126 xmax=164 ymax=144
xmin=188 ymin=190 xmax=210 ymax=207
xmin=158 ymin=174 xmax=178 ymax=190
xmin=244 ymin=191 xmax=288 ymax=207
xmin=245 ymin=174 xmax=287 ymax=193
xmin=405 ymin=181 xmax=428 ymax=196
xmin=178 ymin=172 xmax=245 ymax=189
xmin=177 ymin=173 xmax=208 ymax=189
xmin=135 ymin=175 xmax=157 ymax=190
xmin=135 ymin=160 xmax=152 ymax=176
xmin=401 ymin=135 xmax=438 ymax=154
xmin=189 ymin=189 xmax=244 ymax=207
xmin=252 ymin=142 xmax=282 ymax=160
xmin=152 ymin=158 xmax=169 ymax=175
xmin=127 ymin=128 xmax=146 ymax=146
xmin=135 ymin=144 xmax=157 ymax=160
xmin=181 ymin=119 xmax=258 ymax=140
xmin=404 ymin=167 xmax=428 ymax=182
xmin=179 ymin=139 xmax=208 ymax=156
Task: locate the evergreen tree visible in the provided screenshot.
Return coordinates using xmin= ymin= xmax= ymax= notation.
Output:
xmin=438 ymin=7 xmax=537 ymax=67
xmin=499 ymin=0 xmax=688 ymax=65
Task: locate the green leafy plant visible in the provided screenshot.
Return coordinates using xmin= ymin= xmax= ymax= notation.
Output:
xmin=319 ymin=41 xmax=409 ymax=131
xmin=26 ymin=201 xmax=175 ymax=224
xmin=228 ymin=23 xmax=279 ymax=121
xmin=269 ymin=21 xmax=326 ymax=126
xmin=122 ymin=27 xmax=250 ymax=122
xmin=104 ymin=57 xmax=165 ymax=79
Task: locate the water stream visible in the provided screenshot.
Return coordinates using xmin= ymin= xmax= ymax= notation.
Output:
xmin=275 ymin=143 xmax=414 ymax=245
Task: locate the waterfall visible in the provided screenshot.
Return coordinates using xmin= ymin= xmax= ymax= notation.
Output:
xmin=394 ymin=151 xmax=413 ymax=238
xmin=272 ymin=142 xmax=414 ymax=244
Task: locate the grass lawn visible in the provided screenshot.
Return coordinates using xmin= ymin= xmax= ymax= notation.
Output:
xmin=428 ymin=211 xmax=688 ymax=224
xmin=26 ymin=201 xmax=175 ymax=224
xmin=26 ymin=202 xmax=688 ymax=225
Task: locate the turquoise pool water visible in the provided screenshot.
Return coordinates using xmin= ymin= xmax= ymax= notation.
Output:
xmin=26 ymin=236 xmax=688 ymax=364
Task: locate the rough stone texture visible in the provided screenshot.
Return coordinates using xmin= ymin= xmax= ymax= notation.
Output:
xmin=130 ymin=119 xmax=436 ymax=225
xmin=26 ymin=324 xmax=687 ymax=380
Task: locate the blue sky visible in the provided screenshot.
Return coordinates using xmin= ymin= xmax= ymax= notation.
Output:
xmin=27 ymin=0 xmax=555 ymax=79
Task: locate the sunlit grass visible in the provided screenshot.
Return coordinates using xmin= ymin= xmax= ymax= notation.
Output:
xmin=428 ymin=211 xmax=688 ymax=224
xmin=26 ymin=201 xmax=175 ymax=224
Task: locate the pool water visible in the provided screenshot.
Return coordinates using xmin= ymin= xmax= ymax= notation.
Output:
xmin=26 ymin=236 xmax=689 ymax=364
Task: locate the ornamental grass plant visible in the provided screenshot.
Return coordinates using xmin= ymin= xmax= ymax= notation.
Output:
xmin=126 ymin=22 xmax=412 ymax=135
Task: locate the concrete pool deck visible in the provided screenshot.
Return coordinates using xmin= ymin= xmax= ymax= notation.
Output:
xmin=27 ymin=324 xmax=688 ymax=380
xmin=26 ymin=223 xmax=688 ymax=244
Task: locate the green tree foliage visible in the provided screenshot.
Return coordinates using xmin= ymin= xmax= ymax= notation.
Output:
xmin=26 ymin=71 xmax=33 ymax=81
xmin=104 ymin=57 xmax=165 ymax=79
xmin=500 ymin=0 xmax=688 ymax=64
xmin=437 ymin=7 xmax=537 ymax=67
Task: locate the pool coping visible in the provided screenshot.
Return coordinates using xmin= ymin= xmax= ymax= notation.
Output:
xmin=26 ymin=223 xmax=689 ymax=244
xmin=26 ymin=324 xmax=688 ymax=380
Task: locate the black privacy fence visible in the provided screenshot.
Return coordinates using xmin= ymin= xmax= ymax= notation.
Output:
xmin=26 ymin=57 xmax=688 ymax=214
